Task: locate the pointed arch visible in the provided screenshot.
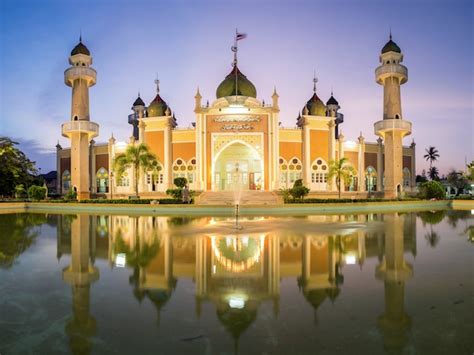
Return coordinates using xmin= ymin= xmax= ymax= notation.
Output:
xmin=310 ymin=157 xmax=328 ymax=191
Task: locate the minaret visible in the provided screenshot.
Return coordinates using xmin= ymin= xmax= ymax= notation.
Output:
xmin=375 ymin=213 xmax=413 ymax=352
xmin=130 ymin=93 xmax=145 ymax=141
xmin=61 ymin=37 xmax=99 ymax=200
xmin=374 ymin=33 xmax=412 ymax=199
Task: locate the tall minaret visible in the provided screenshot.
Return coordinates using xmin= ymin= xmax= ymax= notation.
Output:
xmin=374 ymin=34 xmax=412 ymax=198
xmin=61 ymin=37 xmax=99 ymax=200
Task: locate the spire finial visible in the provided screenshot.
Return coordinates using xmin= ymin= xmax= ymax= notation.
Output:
xmin=389 ymin=27 xmax=392 ymax=40
xmin=154 ymin=75 xmax=160 ymax=94
xmin=79 ymin=29 xmax=82 ymax=43
xmin=313 ymin=71 xmax=318 ymax=93
xmin=331 ymin=86 xmax=334 ymax=97
xmin=231 ymin=29 xmax=238 ymax=67
xmin=138 ymin=91 xmax=140 ymax=98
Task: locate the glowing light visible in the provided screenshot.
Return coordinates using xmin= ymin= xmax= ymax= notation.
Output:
xmin=344 ymin=140 xmax=357 ymax=149
xmin=212 ymin=264 xmax=217 ymax=274
xmin=345 ymin=254 xmax=357 ymax=265
xmin=115 ymin=253 xmax=126 ymax=268
xmin=228 ymin=296 xmax=246 ymax=309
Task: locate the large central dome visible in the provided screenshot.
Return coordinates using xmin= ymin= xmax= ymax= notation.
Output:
xmin=216 ymin=65 xmax=257 ymax=98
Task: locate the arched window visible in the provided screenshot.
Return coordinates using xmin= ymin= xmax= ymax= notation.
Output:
xmin=147 ymin=161 xmax=164 ymax=191
xmin=279 ymin=157 xmax=288 ymax=188
xmin=96 ymin=167 xmax=109 ymax=193
xmin=403 ymin=167 xmax=411 ymax=187
xmin=288 ymin=157 xmax=302 ymax=185
xmin=344 ymin=163 xmax=358 ymax=191
xmin=172 ymin=158 xmax=188 ymax=182
xmin=365 ymin=166 xmax=377 ymax=192
xmin=62 ymin=170 xmax=71 ymax=192
xmin=187 ymin=158 xmax=196 ymax=184
xmin=117 ymin=171 xmax=129 ymax=187
xmin=311 ymin=158 xmax=328 ymax=191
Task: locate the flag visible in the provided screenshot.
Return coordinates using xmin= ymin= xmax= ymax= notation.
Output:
xmin=236 ymin=32 xmax=247 ymax=41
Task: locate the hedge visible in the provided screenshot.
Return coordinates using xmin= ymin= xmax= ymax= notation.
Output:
xmin=285 ymin=198 xmax=422 ymax=204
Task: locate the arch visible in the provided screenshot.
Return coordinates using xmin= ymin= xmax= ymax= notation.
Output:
xmin=172 ymin=158 xmax=188 ymax=183
xmin=310 ymin=157 xmax=329 ymax=191
xmin=403 ymin=167 xmax=411 ymax=188
xmin=96 ymin=167 xmax=109 ymax=193
xmin=343 ymin=162 xmax=358 ymax=191
xmin=279 ymin=157 xmax=288 ymax=188
xmin=287 ymin=157 xmax=303 ymax=186
xmin=212 ymin=140 xmax=264 ymax=191
xmin=365 ymin=166 xmax=377 ymax=192
xmin=62 ymin=170 xmax=71 ymax=192
xmin=186 ymin=158 xmax=197 ymax=184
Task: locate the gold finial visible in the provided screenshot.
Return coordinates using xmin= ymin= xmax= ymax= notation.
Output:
xmin=154 ymin=75 xmax=160 ymax=94
xmin=313 ymin=71 xmax=318 ymax=93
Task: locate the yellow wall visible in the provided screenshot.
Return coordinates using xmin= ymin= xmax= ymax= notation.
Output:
xmin=310 ymin=130 xmax=329 ymax=162
xmin=173 ymin=142 xmax=196 ymax=161
xmin=280 ymin=142 xmax=302 ymax=161
xmin=145 ymin=131 xmax=165 ymax=163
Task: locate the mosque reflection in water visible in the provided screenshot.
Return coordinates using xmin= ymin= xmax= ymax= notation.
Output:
xmin=56 ymin=212 xmax=417 ymax=353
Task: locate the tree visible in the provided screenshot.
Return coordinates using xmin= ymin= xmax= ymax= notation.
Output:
xmin=418 ymin=181 xmax=445 ymax=199
xmin=428 ymin=166 xmax=439 ymax=181
xmin=0 ymin=137 xmax=38 ymax=197
xmin=328 ymin=157 xmax=356 ymax=199
xmin=447 ymin=169 xmax=469 ymax=195
xmin=113 ymin=143 xmax=158 ymax=197
xmin=466 ymin=161 xmax=474 ymax=181
xmin=424 ymin=146 xmax=440 ymax=169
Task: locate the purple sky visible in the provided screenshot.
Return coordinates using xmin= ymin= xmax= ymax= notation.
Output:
xmin=0 ymin=0 xmax=472 ymax=175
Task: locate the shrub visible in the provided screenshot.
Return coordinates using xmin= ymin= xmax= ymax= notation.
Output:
xmin=166 ymin=188 xmax=183 ymax=199
xmin=290 ymin=185 xmax=310 ymax=200
xmin=64 ymin=188 xmax=77 ymax=201
xmin=418 ymin=181 xmax=445 ymax=200
xmin=173 ymin=177 xmax=188 ymax=188
xmin=288 ymin=180 xmax=309 ymax=200
xmin=15 ymin=184 xmax=27 ymax=199
xmin=27 ymin=185 xmax=47 ymax=201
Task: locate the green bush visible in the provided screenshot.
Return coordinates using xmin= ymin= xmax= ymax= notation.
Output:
xmin=418 ymin=181 xmax=445 ymax=200
xmin=173 ymin=177 xmax=188 ymax=188
xmin=290 ymin=185 xmax=310 ymax=200
xmin=76 ymin=198 xmax=192 ymax=204
xmin=27 ymin=185 xmax=47 ymax=201
xmin=64 ymin=188 xmax=77 ymax=201
xmin=293 ymin=179 xmax=304 ymax=187
xmin=15 ymin=184 xmax=27 ymax=199
xmin=285 ymin=197 xmax=420 ymax=204
xmin=166 ymin=188 xmax=182 ymax=199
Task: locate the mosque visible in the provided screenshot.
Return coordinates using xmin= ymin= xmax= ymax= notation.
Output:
xmin=56 ymin=34 xmax=416 ymax=200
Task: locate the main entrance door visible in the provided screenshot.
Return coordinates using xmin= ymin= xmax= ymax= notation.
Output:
xmin=213 ymin=142 xmax=263 ymax=191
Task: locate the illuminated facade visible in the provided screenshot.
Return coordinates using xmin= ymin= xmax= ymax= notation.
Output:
xmin=57 ymin=35 xmax=416 ymax=199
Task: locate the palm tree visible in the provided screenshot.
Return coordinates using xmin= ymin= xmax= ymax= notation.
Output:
xmin=424 ymin=146 xmax=440 ymax=169
xmin=113 ymin=143 xmax=158 ymax=197
xmin=327 ymin=157 xmax=356 ymax=199
xmin=428 ymin=166 xmax=439 ymax=181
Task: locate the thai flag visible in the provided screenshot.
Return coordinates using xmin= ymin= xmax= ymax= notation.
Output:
xmin=236 ymin=32 xmax=247 ymax=41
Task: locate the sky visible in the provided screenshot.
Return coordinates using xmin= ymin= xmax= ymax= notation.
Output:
xmin=0 ymin=0 xmax=472 ymax=175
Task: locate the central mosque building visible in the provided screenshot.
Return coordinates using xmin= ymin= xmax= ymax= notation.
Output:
xmin=56 ymin=35 xmax=416 ymax=200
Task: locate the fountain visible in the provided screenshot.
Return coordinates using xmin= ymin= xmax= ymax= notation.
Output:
xmin=232 ymin=162 xmax=244 ymax=230
xmin=234 ymin=203 xmax=243 ymax=230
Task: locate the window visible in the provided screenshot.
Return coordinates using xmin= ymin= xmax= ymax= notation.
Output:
xmin=310 ymin=158 xmax=328 ymax=190
xmin=96 ymin=167 xmax=109 ymax=193
xmin=365 ymin=166 xmax=377 ymax=192
xmin=62 ymin=170 xmax=71 ymax=192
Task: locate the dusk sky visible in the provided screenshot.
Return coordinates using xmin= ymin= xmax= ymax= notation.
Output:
xmin=0 ymin=0 xmax=472 ymax=175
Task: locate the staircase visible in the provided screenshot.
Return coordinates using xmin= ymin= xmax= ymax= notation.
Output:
xmin=196 ymin=191 xmax=282 ymax=206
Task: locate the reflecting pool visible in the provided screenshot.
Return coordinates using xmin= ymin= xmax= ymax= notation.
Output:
xmin=0 ymin=210 xmax=473 ymax=354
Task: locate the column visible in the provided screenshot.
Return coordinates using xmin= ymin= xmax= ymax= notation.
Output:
xmin=303 ymin=119 xmax=311 ymax=186
xmin=377 ymin=137 xmax=383 ymax=192
xmin=338 ymin=133 xmax=345 ymax=192
xmin=358 ymin=134 xmax=365 ymax=192
xmin=328 ymin=120 xmax=336 ymax=191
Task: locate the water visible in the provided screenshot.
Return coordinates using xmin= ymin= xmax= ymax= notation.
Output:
xmin=0 ymin=210 xmax=472 ymax=354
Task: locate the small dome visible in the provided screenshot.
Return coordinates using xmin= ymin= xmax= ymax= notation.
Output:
xmin=71 ymin=40 xmax=90 ymax=56
xmin=147 ymin=94 xmax=169 ymax=117
xmin=133 ymin=96 xmax=145 ymax=107
xmin=326 ymin=95 xmax=339 ymax=106
xmin=304 ymin=93 xmax=326 ymax=116
xmin=381 ymin=38 xmax=401 ymax=54
xmin=216 ymin=65 xmax=257 ymax=98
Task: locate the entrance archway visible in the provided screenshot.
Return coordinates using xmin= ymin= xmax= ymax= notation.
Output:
xmin=212 ymin=141 xmax=263 ymax=191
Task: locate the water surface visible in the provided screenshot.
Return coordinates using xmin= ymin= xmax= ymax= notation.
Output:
xmin=0 ymin=210 xmax=472 ymax=354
